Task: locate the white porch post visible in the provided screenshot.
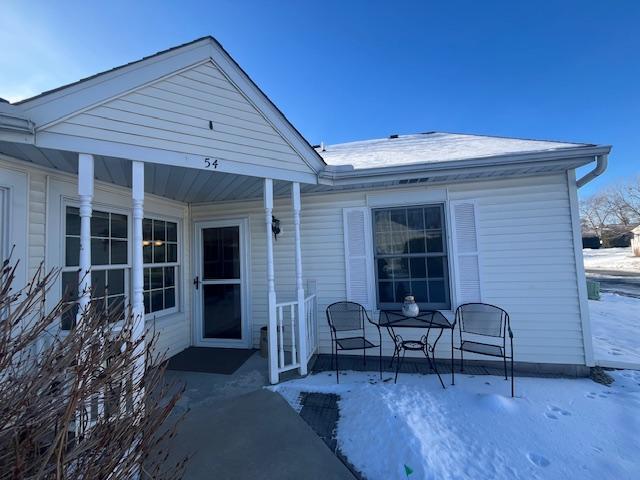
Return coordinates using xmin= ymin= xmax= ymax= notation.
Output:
xmin=76 ymin=153 xmax=94 ymax=325
xmin=292 ymin=182 xmax=308 ymax=375
xmin=264 ymin=178 xmax=278 ymax=384
xmin=131 ymin=161 xmax=145 ymax=401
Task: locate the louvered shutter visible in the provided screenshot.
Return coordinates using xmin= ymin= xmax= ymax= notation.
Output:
xmin=450 ymin=201 xmax=482 ymax=304
xmin=343 ymin=207 xmax=374 ymax=309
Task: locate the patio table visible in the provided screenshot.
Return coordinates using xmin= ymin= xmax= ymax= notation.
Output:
xmin=379 ymin=310 xmax=453 ymax=388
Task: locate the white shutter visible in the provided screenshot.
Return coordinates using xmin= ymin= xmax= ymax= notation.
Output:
xmin=450 ymin=201 xmax=481 ymax=304
xmin=343 ymin=207 xmax=374 ymax=309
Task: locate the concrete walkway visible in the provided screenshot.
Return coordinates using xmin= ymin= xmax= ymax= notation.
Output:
xmin=161 ymin=352 xmax=354 ymax=480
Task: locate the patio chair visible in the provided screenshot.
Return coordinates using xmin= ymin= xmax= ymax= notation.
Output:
xmin=326 ymin=301 xmax=382 ymax=383
xmin=451 ymin=303 xmax=514 ymax=397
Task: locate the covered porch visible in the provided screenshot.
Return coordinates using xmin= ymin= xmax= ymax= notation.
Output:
xmin=0 ymin=37 xmax=333 ymax=384
xmin=0 ymin=140 xmax=321 ymax=384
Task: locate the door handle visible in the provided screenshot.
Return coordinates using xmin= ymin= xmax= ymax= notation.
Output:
xmin=193 ymin=276 xmax=200 ymax=290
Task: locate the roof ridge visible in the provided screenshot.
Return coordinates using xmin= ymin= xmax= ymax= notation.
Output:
xmin=319 ymin=130 xmax=591 ymax=149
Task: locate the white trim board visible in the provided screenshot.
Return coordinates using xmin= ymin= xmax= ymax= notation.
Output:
xmin=567 ymin=169 xmax=595 ymax=367
xmin=366 ymin=188 xmax=447 ymax=207
xmin=0 ymin=167 xmax=29 ymax=289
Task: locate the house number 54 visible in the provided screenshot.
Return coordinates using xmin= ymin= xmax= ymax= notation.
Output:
xmin=204 ymin=157 xmax=218 ymax=169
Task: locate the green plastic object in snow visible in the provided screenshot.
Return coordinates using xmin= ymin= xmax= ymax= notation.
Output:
xmin=587 ymin=280 xmax=600 ymax=301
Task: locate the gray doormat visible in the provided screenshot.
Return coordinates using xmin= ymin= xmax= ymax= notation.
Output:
xmin=167 ymin=347 xmax=256 ymax=375
xmin=298 ymin=392 xmax=365 ymax=479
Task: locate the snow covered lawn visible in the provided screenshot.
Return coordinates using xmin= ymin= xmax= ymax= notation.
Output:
xmin=273 ymin=370 xmax=640 ymax=480
xmin=583 ymin=247 xmax=640 ymax=273
xmin=590 ymin=293 xmax=640 ymax=368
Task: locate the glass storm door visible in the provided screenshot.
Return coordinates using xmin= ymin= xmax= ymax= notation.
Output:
xmin=196 ymin=220 xmax=248 ymax=347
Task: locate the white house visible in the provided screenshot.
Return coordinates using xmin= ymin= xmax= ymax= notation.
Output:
xmin=0 ymin=36 xmax=610 ymax=383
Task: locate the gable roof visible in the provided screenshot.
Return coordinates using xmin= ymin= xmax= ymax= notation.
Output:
xmin=318 ymin=132 xmax=594 ymax=169
xmin=9 ymin=36 xmax=325 ymax=175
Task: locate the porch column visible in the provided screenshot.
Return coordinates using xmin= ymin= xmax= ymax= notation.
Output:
xmin=292 ymin=182 xmax=308 ymax=375
xmin=76 ymin=153 xmax=94 ymax=325
xmin=264 ymin=178 xmax=278 ymax=384
xmin=131 ymin=161 xmax=145 ymax=402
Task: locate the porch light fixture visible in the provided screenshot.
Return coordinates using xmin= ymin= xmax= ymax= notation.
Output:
xmin=272 ymin=216 xmax=281 ymax=241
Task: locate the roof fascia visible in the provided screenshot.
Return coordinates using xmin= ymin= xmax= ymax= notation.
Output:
xmin=20 ymin=41 xmax=213 ymax=127
xmin=204 ymin=41 xmax=325 ymax=173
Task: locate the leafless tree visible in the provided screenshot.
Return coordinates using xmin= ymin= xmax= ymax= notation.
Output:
xmin=0 ymin=258 xmax=187 ymax=479
xmin=612 ymin=176 xmax=640 ymax=222
xmin=580 ymin=192 xmax=613 ymax=239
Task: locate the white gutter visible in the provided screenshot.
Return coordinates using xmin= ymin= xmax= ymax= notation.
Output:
xmin=0 ymin=113 xmax=35 ymax=135
xmin=319 ymin=145 xmax=612 ymax=186
xmin=576 ymin=154 xmax=608 ymax=188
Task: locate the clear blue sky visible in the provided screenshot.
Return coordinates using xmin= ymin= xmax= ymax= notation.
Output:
xmin=2 ymin=0 xmax=638 ymax=196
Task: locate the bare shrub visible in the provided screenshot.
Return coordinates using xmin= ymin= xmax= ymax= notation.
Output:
xmin=0 ymin=258 xmax=187 ymax=479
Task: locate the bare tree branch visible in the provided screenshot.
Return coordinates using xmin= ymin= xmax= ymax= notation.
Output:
xmin=0 ymin=258 xmax=188 ymax=479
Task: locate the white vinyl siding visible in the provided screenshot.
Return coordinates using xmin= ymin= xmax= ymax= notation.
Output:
xmin=43 ymin=62 xmax=315 ymax=177
xmin=28 ymin=172 xmax=47 ymax=279
xmin=449 ymin=175 xmax=585 ymax=365
xmin=0 ymin=150 xmax=589 ymax=367
xmin=192 ymin=173 xmax=586 ymax=366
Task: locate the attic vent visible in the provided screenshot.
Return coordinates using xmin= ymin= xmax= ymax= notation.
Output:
xmin=399 ymin=177 xmax=430 ymax=185
xmin=389 ymin=134 xmax=399 ymax=139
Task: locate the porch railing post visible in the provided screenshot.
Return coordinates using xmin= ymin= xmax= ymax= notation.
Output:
xmin=76 ymin=153 xmax=94 ymax=325
xmin=264 ymin=178 xmax=278 ymax=384
xmin=131 ymin=161 xmax=146 ymax=406
xmin=292 ymin=182 xmax=308 ymax=375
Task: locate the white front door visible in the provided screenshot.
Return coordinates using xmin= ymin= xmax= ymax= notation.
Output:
xmin=194 ymin=219 xmax=250 ymax=348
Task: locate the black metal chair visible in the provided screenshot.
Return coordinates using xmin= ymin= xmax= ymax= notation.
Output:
xmin=326 ymin=301 xmax=382 ymax=383
xmin=451 ymin=303 xmax=515 ymax=397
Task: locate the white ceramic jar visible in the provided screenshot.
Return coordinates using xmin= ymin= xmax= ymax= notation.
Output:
xmin=402 ymin=296 xmax=419 ymax=317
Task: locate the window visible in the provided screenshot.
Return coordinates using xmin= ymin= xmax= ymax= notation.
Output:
xmin=142 ymin=218 xmax=178 ymax=315
xmin=373 ymin=205 xmax=450 ymax=310
xmin=62 ymin=206 xmax=129 ymax=329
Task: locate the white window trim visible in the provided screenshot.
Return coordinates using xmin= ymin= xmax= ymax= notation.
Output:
xmin=142 ymin=214 xmax=182 ymax=321
xmin=0 ymin=167 xmax=28 ymax=291
xmin=363 ymin=188 xmax=457 ymax=315
xmin=370 ymin=202 xmax=452 ymax=311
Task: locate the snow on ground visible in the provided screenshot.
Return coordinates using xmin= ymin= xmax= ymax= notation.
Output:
xmin=590 ymin=293 xmax=640 ymax=368
xmin=583 ymin=247 xmax=640 ymax=273
xmin=272 ymin=370 xmax=640 ymax=480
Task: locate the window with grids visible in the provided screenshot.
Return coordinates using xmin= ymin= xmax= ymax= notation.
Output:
xmin=142 ymin=218 xmax=178 ymax=315
xmin=61 ymin=206 xmax=128 ymax=330
xmin=373 ymin=205 xmax=450 ymax=310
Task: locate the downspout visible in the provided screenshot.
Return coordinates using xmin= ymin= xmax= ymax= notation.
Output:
xmin=571 ymin=153 xmax=608 ymax=369
xmin=576 ymin=154 xmax=608 ymax=188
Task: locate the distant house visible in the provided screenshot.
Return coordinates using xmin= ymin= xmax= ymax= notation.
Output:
xmin=632 ymin=225 xmax=640 ymax=256
xmin=605 ymin=224 xmax=636 ymax=248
